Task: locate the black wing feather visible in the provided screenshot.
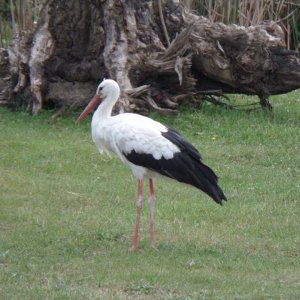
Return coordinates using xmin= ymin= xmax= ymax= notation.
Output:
xmin=123 ymin=127 xmax=227 ymax=205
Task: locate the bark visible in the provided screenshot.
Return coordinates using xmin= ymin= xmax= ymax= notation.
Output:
xmin=2 ymin=0 xmax=300 ymax=116
xmin=0 ymin=48 xmax=10 ymax=106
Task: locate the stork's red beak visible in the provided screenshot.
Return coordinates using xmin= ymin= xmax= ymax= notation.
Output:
xmin=76 ymin=95 xmax=102 ymax=124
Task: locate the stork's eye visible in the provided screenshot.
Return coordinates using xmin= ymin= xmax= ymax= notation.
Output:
xmin=96 ymin=85 xmax=103 ymax=95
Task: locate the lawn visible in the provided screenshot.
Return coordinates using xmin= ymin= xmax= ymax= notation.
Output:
xmin=0 ymin=92 xmax=300 ymax=299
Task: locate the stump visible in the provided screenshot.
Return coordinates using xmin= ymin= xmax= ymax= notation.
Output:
xmin=2 ymin=0 xmax=300 ymax=116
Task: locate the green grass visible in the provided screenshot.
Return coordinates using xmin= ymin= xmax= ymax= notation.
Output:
xmin=1 ymin=92 xmax=300 ymax=299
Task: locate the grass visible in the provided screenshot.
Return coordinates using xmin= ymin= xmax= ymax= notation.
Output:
xmin=0 ymin=92 xmax=300 ymax=299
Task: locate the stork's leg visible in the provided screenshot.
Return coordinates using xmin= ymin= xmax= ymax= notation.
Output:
xmin=131 ymin=178 xmax=143 ymax=252
xmin=149 ymin=178 xmax=156 ymax=249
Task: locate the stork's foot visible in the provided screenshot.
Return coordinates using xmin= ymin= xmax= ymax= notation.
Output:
xmin=129 ymin=243 xmax=158 ymax=252
xmin=130 ymin=245 xmax=141 ymax=253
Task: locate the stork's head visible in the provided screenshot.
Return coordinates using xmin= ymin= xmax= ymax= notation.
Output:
xmin=76 ymin=79 xmax=120 ymax=124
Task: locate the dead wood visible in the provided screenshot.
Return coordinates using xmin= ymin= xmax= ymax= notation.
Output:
xmin=0 ymin=48 xmax=10 ymax=106
xmin=1 ymin=0 xmax=300 ymax=116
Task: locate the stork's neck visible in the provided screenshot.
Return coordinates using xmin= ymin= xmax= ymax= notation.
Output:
xmin=92 ymin=89 xmax=119 ymax=125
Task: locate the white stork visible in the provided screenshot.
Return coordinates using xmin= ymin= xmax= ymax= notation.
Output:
xmin=76 ymin=79 xmax=227 ymax=251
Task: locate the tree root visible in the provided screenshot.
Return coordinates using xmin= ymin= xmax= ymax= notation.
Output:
xmin=2 ymin=1 xmax=300 ymax=117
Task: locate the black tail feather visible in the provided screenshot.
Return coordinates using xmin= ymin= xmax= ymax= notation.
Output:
xmin=177 ymin=153 xmax=227 ymax=205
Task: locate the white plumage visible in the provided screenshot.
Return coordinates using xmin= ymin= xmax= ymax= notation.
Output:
xmin=77 ymin=79 xmax=227 ymax=251
xmin=93 ymin=113 xmax=180 ymax=176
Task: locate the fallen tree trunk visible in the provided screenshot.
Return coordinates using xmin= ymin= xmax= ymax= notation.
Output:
xmin=2 ymin=0 xmax=300 ymax=116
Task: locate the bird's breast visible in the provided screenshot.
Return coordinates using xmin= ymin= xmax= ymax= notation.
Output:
xmin=91 ymin=122 xmax=116 ymax=154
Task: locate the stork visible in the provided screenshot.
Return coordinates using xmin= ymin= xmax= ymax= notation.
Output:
xmin=76 ymin=79 xmax=227 ymax=251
